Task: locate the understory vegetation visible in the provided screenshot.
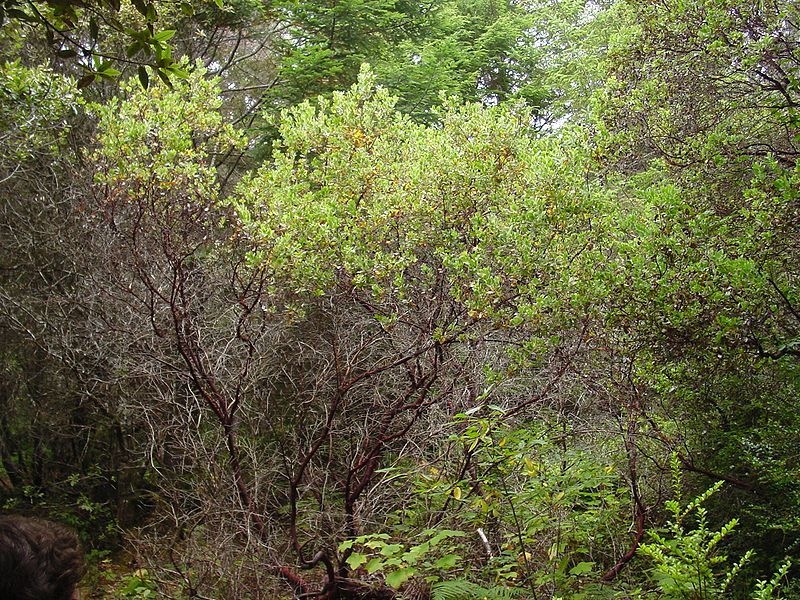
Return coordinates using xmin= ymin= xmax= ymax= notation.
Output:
xmin=1 ymin=0 xmax=799 ymax=598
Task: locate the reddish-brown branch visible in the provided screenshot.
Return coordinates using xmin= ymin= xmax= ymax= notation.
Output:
xmin=602 ymin=383 xmax=647 ymax=582
xmin=276 ymin=565 xmax=310 ymax=596
xmin=600 ymin=505 xmax=645 ymax=582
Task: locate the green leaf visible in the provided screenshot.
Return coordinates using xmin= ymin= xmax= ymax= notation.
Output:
xmin=365 ymin=558 xmax=384 ymax=574
xmin=380 ymin=544 xmax=403 ymax=557
xmin=213 ymin=0 xmax=223 ymax=8
xmin=126 ymin=41 xmax=144 ymax=58
xmin=101 ymin=67 xmax=121 ymax=77
xmin=433 ymin=554 xmax=460 ymax=569
xmin=402 ymin=542 xmax=430 ymax=564
xmin=429 ymin=530 xmax=466 ymax=546
xmin=167 ymin=65 xmax=190 ymax=79
xmin=156 ymin=68 xmax=173 ymax=88
xmin=153 ymin=29 xmax=176 ymax=42
xmin=346 ymin=552 xmax=367 ymax=570
xmin=385 ymin=567 xmax=415 ymax=589
xmin=8 ymin=8 xmax=31 ymax=20
xmin=138 ymin=65 xmax=149 ymax=89
xmin=569 ymin=561 xmax=595 ymax=576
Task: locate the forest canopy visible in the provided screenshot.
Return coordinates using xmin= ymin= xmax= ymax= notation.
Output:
xmin=1 ymin=0 xmax=799 ymax=598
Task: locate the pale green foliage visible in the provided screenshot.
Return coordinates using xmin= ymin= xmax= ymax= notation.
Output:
xmin=639 ymin=464 xmax=750 ymax=599
xmin=640 ymin=476 xmax=794 ymax=599
xmin=752 ymin=559 xmax=792 ymax=600
xmin=0 ymin=61 xmax=78 ymax=165
xmin=339 ymin=529 xmax=466 ymax=589
xmin=93 ymin=63 xmax=244 ymax=203
xmin=390 ymin=409 xmax=628 ymax=596
xmin=234 ymin=66 xmax=610 ymax=331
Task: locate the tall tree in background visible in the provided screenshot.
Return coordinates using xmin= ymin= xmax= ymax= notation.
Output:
xmin=262 ymin=0 xmax=605 ymax=129
xmin=377 ymin=0 xmax=549 ymax=120
xmin=268 ymin=0 xmax=431 ymax=106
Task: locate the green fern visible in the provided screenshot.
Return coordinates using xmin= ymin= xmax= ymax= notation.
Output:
xmin=431 ymin=579 xmax=524 ymax=600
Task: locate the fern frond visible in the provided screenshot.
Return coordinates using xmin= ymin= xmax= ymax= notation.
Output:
xmin=431 ymin=579 xmax=524 ymax=600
